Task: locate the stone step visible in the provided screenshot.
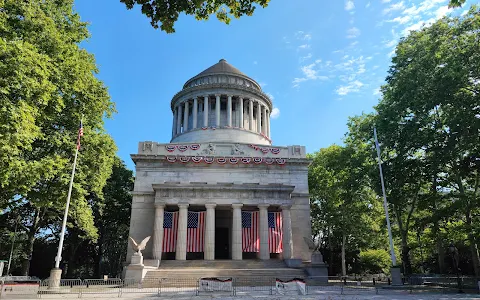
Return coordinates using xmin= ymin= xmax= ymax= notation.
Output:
xmin=144 ymin=268 xmax=306 ymax=280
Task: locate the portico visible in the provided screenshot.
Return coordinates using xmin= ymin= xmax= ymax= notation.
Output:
xmin=149 ymin=183 xmax=294 ymax=262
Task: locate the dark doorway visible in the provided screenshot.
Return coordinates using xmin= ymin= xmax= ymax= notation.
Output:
xmin=215 ymin=228 xmax=229 ymax=259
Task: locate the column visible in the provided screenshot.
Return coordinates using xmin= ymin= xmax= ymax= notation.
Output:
xmin=281 ymin=205 xmax=293 ymax=259
xmin=232 ymin=203 xmax=243 ymax=260
xmin=261 ymin=105 xmax=266 ymax=135
xmin=239 ymin=97 xmax=244 ymax=129
xmin=153 ymin=203 xmax=165 ymax=261
xmin=256 ymin=102 xmax=261 ymax=133
xmin=183 ymin=101 xmax=189 ymax=132
xmin=267 ymin=109 xmax=271 ymax=138
xmin=176 ymin=104 xmax=182 ymax=134
xmin=227 ymin=95 xmax=232 ymax=127
xmin=249 ymin=99 xmax=254 ymax=131
xmin=175 ymin=203 xmax=189 ymax=260
xmin=203 ymin=96 xmax=209 ymax=127
xmin=192 ymin=97 xmax=198 ymax=129
xmin=172 ymin=108 xmax=177 ymax=137
xmin=204 ymin=203 xmax=216 ymax=260
xmin=215 ymin=94 xmax=221 ymax=127
xmin=258 ymin=204 xmax=269 ymax=260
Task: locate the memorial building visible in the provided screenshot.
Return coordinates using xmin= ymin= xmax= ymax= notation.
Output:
xmin=127 ymin=59 xmax=311 ymax=272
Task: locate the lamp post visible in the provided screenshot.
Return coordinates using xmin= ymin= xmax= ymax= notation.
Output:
xmin=448 ymin=243 xmax=463 ymax=293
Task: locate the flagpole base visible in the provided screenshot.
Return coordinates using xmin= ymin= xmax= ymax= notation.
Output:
xmin=390 ymin=267 xmax=403 ymax=286
xmin=48 ymin=268 xmax=62 ymax=289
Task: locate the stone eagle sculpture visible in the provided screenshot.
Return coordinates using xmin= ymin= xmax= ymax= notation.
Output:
xmin=129 ymin=236 xmax=151 ymax=255
xmin=303 ymin=237 xmax=321 ymax=253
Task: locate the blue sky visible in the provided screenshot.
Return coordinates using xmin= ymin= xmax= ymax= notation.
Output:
xmin=74 ymin=0 xmax=473 ymax=170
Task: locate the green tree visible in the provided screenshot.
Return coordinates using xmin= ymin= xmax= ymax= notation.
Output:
xmin=309 ymin=144 xmax=383 ymax=276
xmin=351 ymin=5 xmax=480 ymax=276
xmin=0 ymin=0 xmax=116 ymax=275
xmin=120 ymin=0 xmax=466 ymax=33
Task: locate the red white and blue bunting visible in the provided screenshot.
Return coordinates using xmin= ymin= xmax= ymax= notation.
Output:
xmin=179 ymin=156 xmax=190 ymax=163
xmin=192 ymin=156 xmax=203 ymax=163
xmin=248 ymin=144 xmax=282 ymax=155
xmin=178 ymin=145 xmax=189 ymax=152
xmin=164 ymin=156 xmax=287 ymax=166
xmin=190 ymin=144 xmax=200 ymax=150
xmin=166 ymin=145 xmax=177 ymax=152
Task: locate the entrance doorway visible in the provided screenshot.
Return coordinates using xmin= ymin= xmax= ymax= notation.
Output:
xmin=215 ymin=227 xmax=229 ymax=259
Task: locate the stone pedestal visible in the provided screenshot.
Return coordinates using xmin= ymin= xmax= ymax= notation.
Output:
xmin=390 ymin=267 xmax=403 ymax=286
xmin=305 ymin=252 xmax=328 ymax=283
xmin=125 ymin=253 xmax=147 ymax=281
xmin=130 ymin=253 xmax=144 ymax=265
xmin=48 ymin=268 xmax=62 ymax=288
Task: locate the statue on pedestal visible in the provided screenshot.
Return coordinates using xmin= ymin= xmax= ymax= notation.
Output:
xmin=129 ymin=236 xmax=151 ymax=265
xmin=303 ymin=237 xmax=328 ymax=280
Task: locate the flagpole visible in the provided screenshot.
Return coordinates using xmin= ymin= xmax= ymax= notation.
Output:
xmin=374 ymin=127 xmax=397 ymax=267
xmin=54 ymin=145 xmax=79 ymax=269
xmin=50 ymin=119 xmax=83 ymax=288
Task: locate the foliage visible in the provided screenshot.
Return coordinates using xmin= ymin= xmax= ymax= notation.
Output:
xmin=0 ymin=0 xmax=116 ymax=275
xmin=119 ymin=0 xmax=465 ymax=33
xmin=359 ymin=249 xmax=391 ymax=274
xmin=120 ymin=0 xmax=270 ymax=32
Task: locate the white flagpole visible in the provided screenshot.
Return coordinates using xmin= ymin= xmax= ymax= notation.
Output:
xmin=54 ymin=118 xmax=82 ymax=270
xmin=374 ymin=127 xmax=397 ymax=266
xmin=54 ymin=145 xmax=79 ymax=269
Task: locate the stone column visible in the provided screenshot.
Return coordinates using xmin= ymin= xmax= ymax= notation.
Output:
xmin=267 ymin=109 xmax=271 ymax=138
xmin=204 ymin=203 xmax=216 ymax=260
xmin=203 ymin=96 xmax=209 ymax=127
xmin=281 ymin=205 xmax=293 ymax=259
xmin=153 ymin=203 xmax=165 ymax=261
xmin=227 ymin=95 xmax=232 ymax=127
xmin=258 ymin=204 xmax=269 ymax=260
xmin=215 ymin=94 xmax=221 ymax=127
xmin=249 ymin=100 xmax=254 ymax=131
xmin=176 ymin=104 xmax=183 ymax=134
xmin=175 ymin=203 xmax=189 ymax=260
xmin=192 ymin=97 xmax=198 ymax=129
xmin=256 ymin=102 xmax=262 ymax=133
xmin=261 ymin=105 xmax=266 ymax=135
xmin=232 ymin=203 xmax=243 ymax=260
xmin=183 ymin=100 xmax=189 ymax=131
xmin=172 ymin=108 xmax=177 ymax=137
xmin=239 ymin=97 xmax=244 ymax=129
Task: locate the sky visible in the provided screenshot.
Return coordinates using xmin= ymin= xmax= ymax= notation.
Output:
xmin=73 ymin=0 xmax=474 ymax=170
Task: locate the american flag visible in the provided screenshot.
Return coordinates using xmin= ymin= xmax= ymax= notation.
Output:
xmin=76 ymin=121 xmax=84 ymax=150
xmin=163 ymin=211 xmax=178 ymax=252
xmin=242 ymin=211 xmax=259 ymax=252
xmin=187 ymin=211 xmax=205 ymax=252
xmin=268 ymin=212 xmax=283 ymax=253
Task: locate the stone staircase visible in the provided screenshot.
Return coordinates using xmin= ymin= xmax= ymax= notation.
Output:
xmin=144 ymin=259 xmax=306 ymax=281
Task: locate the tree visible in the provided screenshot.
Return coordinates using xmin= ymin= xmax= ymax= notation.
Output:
xmin=354 ymin=5 xmax=480 ymax=276
xmin=120 ymin=0 xmax=269 ymax=32
xmin=309 ymin=144 xmax=384 ymax=276
xmin=0 ymin=0 xmax=116 ymax=275
xmin=120 ymin=0 xmax=466 ymax=33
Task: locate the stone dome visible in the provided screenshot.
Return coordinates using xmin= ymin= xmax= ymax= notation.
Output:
xmin=182 ymin=59 xmax=262 ymax=91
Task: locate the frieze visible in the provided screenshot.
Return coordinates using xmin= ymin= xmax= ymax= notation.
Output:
xmin=153 ymin=187 xmax=292 ymax=201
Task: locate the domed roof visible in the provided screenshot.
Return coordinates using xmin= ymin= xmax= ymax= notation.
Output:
xmin=196 ymin=59 xmax=247 ymax=77
xmin=182 ymin=59 xmax=261 ymax=90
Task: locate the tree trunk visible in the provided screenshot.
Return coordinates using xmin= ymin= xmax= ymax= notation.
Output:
xmin=328 ymin=228 xmax=334 ymax=275
xmin=341 ymin=233 xmax=346 ymax=276
xmin=466 ymin=209 xmax=480 ymax=276
xmin=21 ymin=208 xmax=41 ymax=276
xmin=435 ymin=228 xmax=446 ymax=273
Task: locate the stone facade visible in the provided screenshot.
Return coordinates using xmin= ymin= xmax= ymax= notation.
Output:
xmin=127 ymin=59 xmax=312 ymax=266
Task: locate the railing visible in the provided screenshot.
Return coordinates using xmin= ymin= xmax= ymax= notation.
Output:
xmin=0 ymin=275 xmax=479 ymax=298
